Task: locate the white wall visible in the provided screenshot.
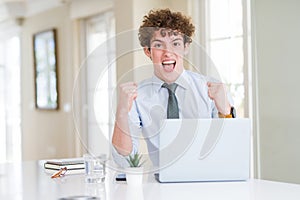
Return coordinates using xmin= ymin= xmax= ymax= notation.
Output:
xmin=20 ymin=0 xmax=115 ymax=161
xmin=253 ymin=0 xmax=300 ymax=184
xmin=21 ymin=5 xmax=76 ymax=160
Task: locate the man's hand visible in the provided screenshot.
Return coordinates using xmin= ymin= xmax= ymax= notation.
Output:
xmin=117 ymin=82 xmax=138 ymax=114
xmin=207 ymin=82 xmax=231 ymax=115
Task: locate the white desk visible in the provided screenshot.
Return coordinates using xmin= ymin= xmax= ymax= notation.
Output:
xmin=1 ymin=161 xmax=300 ymax=200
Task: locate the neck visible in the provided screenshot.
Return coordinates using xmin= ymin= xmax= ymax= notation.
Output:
xmin=156 ymin=70 xmax=185 ymax=84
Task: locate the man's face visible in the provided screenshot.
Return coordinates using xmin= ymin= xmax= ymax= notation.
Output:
xmin=144 ymin=29 xmax=189 ymax=83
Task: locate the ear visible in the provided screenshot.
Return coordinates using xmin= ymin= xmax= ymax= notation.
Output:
xmin=184 ymin=43 xmax=190 ymax=55
xmin=143 ymin=47 xmax=151 ymax=58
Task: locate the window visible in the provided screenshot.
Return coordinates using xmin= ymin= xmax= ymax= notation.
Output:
xmin=206 ymin=0 xmax=248 ymax=117
xmin=82 ymin=11 xmax=116 ymax=155
xmin=0 ymin=35 xmax=21 ymax=163
xmin=190 ymin=0 xmax=250 ymax=118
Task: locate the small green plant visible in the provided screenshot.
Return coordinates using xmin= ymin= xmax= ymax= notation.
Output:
xmin=126 ymin=152 xmax=144 ymax=167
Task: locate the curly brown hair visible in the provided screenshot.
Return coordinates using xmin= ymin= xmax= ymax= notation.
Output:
xmin=138 ymin=8 xmax=195 ymax=48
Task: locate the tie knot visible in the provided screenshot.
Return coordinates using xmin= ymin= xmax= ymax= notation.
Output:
xmin=162 ymin=83 xmax=178 ymax=93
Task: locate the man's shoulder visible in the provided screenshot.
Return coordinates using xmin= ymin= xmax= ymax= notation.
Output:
xmin=138 ymin=77 xmax=154 ymax=89
xmin=138 ymin=77 xmax=153 ymax=85
xmin=138 ymin=76 xmax=161 ymax=90
xmin=184 ymin=70 xmax=208 ymax=83
xmin=184 ymin=70 xmax=220 ymax=83
xmin=135 ymin=77 xmax=161 ymax=98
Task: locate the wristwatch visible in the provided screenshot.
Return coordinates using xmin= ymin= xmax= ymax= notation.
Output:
xmin=218 ymin=107 xmax=236 ymax=118
xmin=230 ymin=106 xmax=236 ymax=118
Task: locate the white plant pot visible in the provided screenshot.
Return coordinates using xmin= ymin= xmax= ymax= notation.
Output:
xmin=125 ymin=167 xmax=143 ymax=186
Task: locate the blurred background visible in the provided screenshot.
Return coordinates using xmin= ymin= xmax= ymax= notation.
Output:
xmin=0 ymin=0 xmax=299 ymax=184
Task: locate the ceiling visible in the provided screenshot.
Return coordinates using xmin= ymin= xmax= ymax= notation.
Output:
xmin=0 ymin=0 xmax=69 ymax=22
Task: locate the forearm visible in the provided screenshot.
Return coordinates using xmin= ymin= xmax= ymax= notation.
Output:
xmin=112 ymin=111 xmax=133 ymax=156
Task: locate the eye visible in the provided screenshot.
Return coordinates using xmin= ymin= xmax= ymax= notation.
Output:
xmin=152 ymin=43 xmax=163 ymax=49
xmin=173 ymin=41 xmax=182 ymax=47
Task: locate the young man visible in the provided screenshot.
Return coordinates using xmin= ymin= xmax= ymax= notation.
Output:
xmin=112 ymin=9 xmax=235 ymax=167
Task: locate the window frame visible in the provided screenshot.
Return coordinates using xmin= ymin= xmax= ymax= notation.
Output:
xmin=188 ymin=0 xmax=254 ymax=176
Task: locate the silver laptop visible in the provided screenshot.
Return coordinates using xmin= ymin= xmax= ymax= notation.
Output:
xmin=156 ymin=118 xmax=251 ymax=183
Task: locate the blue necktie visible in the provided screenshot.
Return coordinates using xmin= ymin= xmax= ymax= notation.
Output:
xmin=162 ymin=83 xmax=179 ymax=119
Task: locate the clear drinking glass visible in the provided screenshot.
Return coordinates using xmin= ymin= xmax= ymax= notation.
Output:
xmin=84 ymin=154 xmax=107 ymax=183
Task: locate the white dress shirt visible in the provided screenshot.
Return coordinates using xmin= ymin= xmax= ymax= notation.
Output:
xmin=112 ymin=70 xmax=230 ymax=167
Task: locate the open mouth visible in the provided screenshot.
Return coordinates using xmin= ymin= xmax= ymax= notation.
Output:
xmin=162 ymin=60 xmax=176 ymax=72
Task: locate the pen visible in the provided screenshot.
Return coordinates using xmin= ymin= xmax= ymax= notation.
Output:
xmin=51 ymin=167 xmax=67 ymax=178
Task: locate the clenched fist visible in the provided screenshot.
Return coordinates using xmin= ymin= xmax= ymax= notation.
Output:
xmin=207 ymin=82 xmax=231 ymax=115
xmin=117 ymin=82 xmax=138 ymax=114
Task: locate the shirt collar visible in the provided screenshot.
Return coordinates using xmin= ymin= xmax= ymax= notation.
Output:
xmin=175 ymin=70 xmax=189 ymax=90
xmin=152 ymin=70 xmax=190 ymax=93
xmin=151 ymin=75 xmax=164 ymax=93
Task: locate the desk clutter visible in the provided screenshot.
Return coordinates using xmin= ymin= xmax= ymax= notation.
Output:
xmin=44 ymin=157 xmax=85 ymax=176
xmin=43 ymin=154 xmax=107 ymax=183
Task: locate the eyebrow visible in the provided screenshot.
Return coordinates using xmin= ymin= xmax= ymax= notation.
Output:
xmin=172 ymin=38 xmax=184 ymax=42
xmin=150 ymin=38 xmax=184 ymax=44
xmin=151 ymin=39 xmax=163 ymax=43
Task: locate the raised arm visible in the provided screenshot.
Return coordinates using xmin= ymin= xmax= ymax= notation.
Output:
xmin=112 ymin=82 xmax=138 ymax=156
